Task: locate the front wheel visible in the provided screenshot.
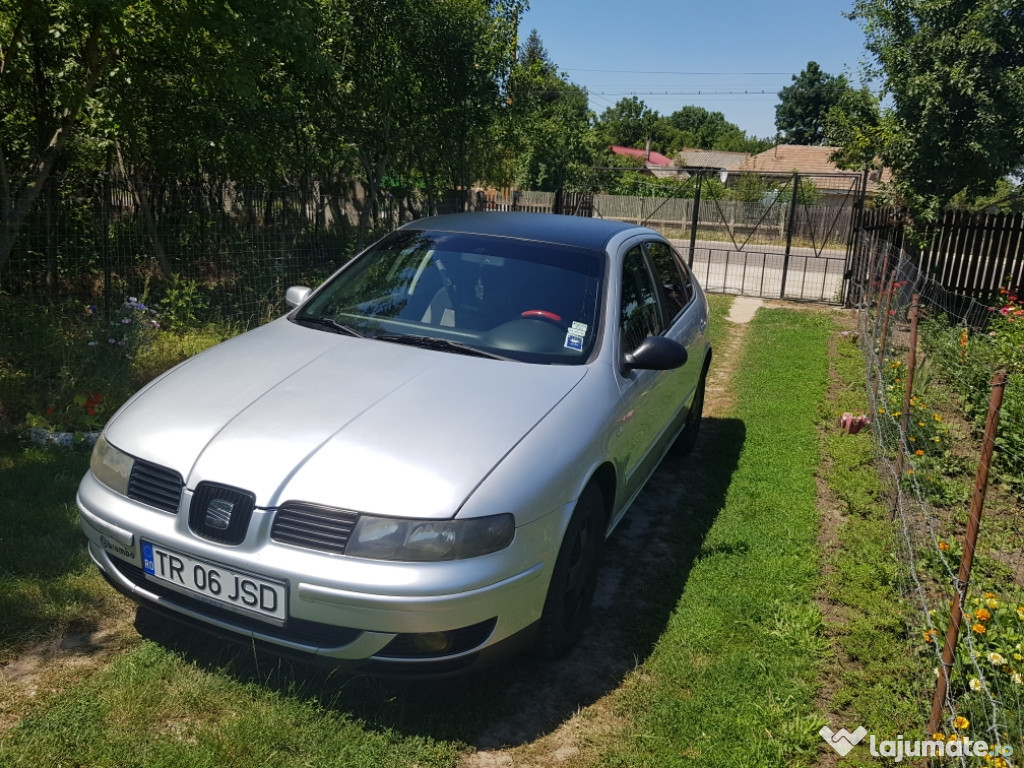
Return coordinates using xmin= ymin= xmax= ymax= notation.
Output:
xmin=537 ymin=484 xmax=605 ymax=658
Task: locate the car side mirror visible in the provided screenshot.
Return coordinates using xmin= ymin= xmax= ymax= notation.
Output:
xmin=285 ymin=285 xmax=312 ymax=308
xmin=622 ymin=335 xmax=688 ymax=374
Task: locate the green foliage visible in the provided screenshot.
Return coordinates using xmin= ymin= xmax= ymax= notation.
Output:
xmin=727 ymin=173 xmax=778 ymax=203
xmin=667 ymin=105 xmax=771 ymax=153
xmin=593 ymin=98 xmax=769 ymax=160
xmin=593 ymin=96 xmax=667 ymax=151
xmin=825 ymin=86 xmax=886 ymax=172
xmin=775 ymin=61 xmax=854 ymax=146
xmin=0 ymin=0 xmax=527 ymax=256
xmin=849 ymin=0 xmax=1024 ymax=222
xmin=490 ymin=29 xmax=595 ymax=191
xmin=949 ymin=179 xmax=1024 ymax=215
xmin=919 ymin=297 xmax=1024 ymax=494
xmin=158 ymin=275 xmax=210 ymax=332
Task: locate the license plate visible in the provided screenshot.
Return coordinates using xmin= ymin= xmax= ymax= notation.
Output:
xmin=141 ymin=541 xmax=287 ymax=625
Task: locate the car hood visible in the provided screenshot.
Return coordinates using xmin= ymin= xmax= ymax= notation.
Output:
xmin=105 ymin=319 xmax=587 ymax=518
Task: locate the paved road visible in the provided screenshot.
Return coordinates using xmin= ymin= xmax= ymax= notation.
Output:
xmin=669 ymin=238 xmax=849 ymax=303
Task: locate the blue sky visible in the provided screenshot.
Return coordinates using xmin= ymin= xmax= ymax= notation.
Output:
xmin=519 ymin=0 xmax=872 ymax=140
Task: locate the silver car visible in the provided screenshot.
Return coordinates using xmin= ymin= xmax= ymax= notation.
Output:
xmin=78 ymin=212 xmax=711 ymax=674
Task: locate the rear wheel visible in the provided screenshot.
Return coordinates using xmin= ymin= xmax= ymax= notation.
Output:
xmin=537 ymin=483 xmax=605 ymax=658
xmin=672 ymin=364 xmax=708 ymax=455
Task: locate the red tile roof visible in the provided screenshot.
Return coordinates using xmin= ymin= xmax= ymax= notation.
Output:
xmin=610 ymin=145 xmax=675 ymax=167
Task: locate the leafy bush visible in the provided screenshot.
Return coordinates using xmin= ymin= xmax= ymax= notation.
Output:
xmin=920 ymin=297 xmax=1024 ymax=495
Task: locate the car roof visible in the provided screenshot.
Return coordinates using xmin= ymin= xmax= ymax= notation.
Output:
xmin=401 ymin=212 xmax=648 ymax=252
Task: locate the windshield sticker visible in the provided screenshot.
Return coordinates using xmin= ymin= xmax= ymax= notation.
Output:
xmin=564 ymin=326 xmax=586 ymax=351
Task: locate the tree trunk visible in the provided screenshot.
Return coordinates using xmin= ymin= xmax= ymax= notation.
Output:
xmin=115 ymin=141 xmax=172 ymax=279
xmin=0 ymin=20 xmax=110 ymax=268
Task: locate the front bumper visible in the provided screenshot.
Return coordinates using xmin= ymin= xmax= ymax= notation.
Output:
xmin=78 ymin=471 xmax=570 ymax=668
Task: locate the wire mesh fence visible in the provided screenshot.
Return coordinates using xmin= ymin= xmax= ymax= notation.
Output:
xmin=853 ymin=237 xmax=1024 ymax=762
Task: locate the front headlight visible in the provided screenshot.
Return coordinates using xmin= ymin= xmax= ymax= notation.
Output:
xmin=90 ymin=433 xmax=134 ymax=495
xmin=346 ymin=513 xmax=515 ymax=561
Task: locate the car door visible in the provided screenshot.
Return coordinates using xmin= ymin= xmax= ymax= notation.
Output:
xmin=612 ymin=241 xmax=700 ymax=508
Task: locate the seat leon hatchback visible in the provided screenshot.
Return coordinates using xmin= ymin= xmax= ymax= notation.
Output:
xmin=78 ymin=212 xmax=711 ymax=675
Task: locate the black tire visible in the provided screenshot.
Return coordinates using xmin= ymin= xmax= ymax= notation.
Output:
xmin=672 ymin=365 xmax=708 ymax=456
xmin=537 ymin=483 xmax=605 ymax=659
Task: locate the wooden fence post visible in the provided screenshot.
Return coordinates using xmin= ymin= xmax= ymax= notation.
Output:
xmin=927 ymin=370 xmax=1009 ymax=735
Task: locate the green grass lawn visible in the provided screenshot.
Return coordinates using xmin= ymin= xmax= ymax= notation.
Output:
xmin=0 ymin=301 xmax=919 ymax=768
xmin=596 ymin=307 xmax=834 ymax=767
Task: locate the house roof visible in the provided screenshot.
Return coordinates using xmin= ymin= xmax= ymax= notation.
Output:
xmin=676 ymin=148 xmax=749 ymax=171
xmin=737 ymin=145 xmax=892 ymax=191
xmin=610 ymin=145 xmax=676 ymax=167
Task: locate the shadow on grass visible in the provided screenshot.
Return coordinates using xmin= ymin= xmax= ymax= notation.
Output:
xmin=0 ymin=433 xmax=92 ymax=579
xmin=0 ymin=433 xmax=99 ymax=651
xmin=132 ymin=416 xmax=745 ymax=748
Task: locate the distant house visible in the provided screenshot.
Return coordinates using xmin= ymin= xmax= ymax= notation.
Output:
xmin=609 ymin=145 xmax=682 ymax=179
xmin=676 ymin=148 xmax=750 ymax=176
xmin=737 ymin=144 xmax=891 ymax=198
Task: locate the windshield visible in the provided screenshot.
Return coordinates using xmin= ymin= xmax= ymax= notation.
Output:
xmin=295 ymin=229 xmax=606 ymax=364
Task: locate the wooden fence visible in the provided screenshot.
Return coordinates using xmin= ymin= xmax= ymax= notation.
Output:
xmin=859 ymin=208 xmax=1024 ymax=301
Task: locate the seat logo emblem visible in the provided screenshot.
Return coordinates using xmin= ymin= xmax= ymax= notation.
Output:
xmin=205 ymin=499 xmax=234 ymax=530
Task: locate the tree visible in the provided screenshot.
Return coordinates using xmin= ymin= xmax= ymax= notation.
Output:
xmin=493 ymin=29 xmax=594 ymax=191
xmin=849 ymin=0 xmax=1024 ymax=221
xmin=0 ymin=0 xmax=132 ymax=267
xmin=775 ymin=61 xmax=852 ymax=145
xmin=666 ymin=106 xmax=770 ymax=153
xmin=824 ymin=86 xmax=885 ymax=172
xmin=593 ymin=97 xmax=664 ymax=152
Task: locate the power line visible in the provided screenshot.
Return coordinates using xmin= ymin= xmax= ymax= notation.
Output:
xmin=588 ymin=90 xmax=777 ymax=97
xmin=564 ymin=69 xmax=794 ymax=76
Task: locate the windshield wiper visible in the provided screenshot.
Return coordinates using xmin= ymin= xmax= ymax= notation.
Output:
xmin=294 ymin=315 xmax=364 ymax=337
xmin=373 ymin=334 xmax=510 ymax=360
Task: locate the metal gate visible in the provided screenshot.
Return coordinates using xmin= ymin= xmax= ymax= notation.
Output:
xmin=591 ymin=171 xmax=864 ymax=304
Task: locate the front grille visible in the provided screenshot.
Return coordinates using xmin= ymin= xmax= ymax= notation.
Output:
xmin=188 ymin=482 xmax=255 ymax=545
xmin=127 ymin=461 xmax=184 ymax=513
xmin=111 ymin=558 xmax=362 ymax=647
xmin=271 ymin=502 xmax=359 ymax=555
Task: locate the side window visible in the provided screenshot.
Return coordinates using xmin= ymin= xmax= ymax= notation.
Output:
xmin=620 ymin=246 xmax=663 ymax=352
xmin=645 ymin=241 xmax=693 ymax=320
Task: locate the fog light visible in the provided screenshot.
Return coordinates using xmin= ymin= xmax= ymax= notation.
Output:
xmin=410 ymin=632 xmax=451 ymax=655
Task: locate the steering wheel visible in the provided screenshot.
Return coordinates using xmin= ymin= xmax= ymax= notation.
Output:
xmin=520 ymin=309 xmax=563 ymax=324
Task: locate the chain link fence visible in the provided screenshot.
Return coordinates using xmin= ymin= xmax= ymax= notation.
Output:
xmin=853 ymin=238 xmax=1024 ymax=762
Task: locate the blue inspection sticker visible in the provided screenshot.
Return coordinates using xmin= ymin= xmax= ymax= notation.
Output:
xmin=564 ymin=325 xmax=586 ymax=351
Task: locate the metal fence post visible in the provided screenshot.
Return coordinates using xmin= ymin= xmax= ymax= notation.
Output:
xmin=928 ymin=370 xmax=1009 ymax=735
xmin=873 ymin=269 xmax=898 ymax=403
xmin=687 ymin=172 xmax=702 ymax=269
xmin=894 ymin=293 xmax=920 ymax=486
xmin=780 ymin=172 xmax=800 ymax=299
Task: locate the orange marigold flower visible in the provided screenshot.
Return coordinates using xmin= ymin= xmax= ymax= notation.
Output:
xmin=915 ymin=449 xmax=925 ymax=456
xmin=973 ymin=623 xmax=987 ymax=634
xmin=952 ymin=716 xmax=970 ymax=729
xmin=938 ymin=541 xmax=950 ymax=551
xmin=975 ymin=608 xmax=991 ymax=621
